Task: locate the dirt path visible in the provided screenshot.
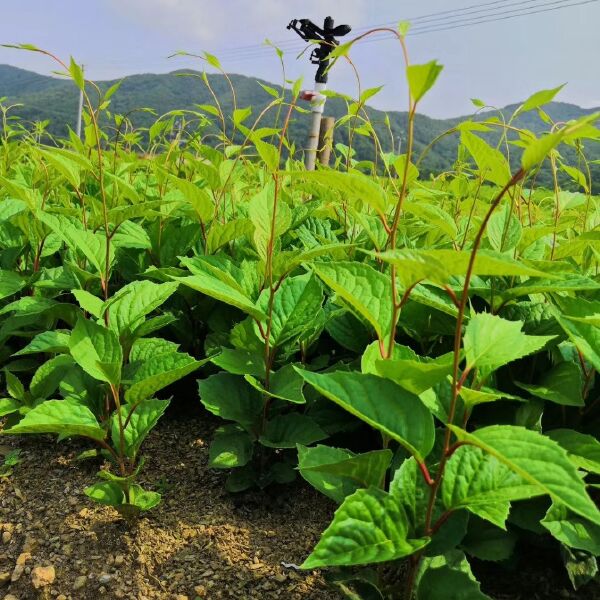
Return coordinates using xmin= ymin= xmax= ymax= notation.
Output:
xmin=0 ymin=415 xmax=340 ymax=600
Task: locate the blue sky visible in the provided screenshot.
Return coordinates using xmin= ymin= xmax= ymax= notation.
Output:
xmin=1 ymin=0 xmax=599 ymax=118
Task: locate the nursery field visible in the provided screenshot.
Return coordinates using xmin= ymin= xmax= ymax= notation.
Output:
xmin=0 ymin=39 xmax=600 ymax=600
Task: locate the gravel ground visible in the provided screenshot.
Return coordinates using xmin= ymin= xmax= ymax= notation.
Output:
xmin=0 ymin=414 xmax=341 ymax=600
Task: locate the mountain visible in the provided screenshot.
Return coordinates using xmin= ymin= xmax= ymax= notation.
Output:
xmin=1 ymin=64 xmax=598 ymax=187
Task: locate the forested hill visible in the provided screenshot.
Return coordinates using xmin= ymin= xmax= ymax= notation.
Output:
xmin=1 ymin=64 xmax=598 ymax=186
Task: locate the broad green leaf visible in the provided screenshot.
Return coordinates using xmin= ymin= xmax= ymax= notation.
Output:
xmin=449 ymin=425 xmax=600 ymax=526
xmin=38 ymin=213 xmax=112 ymax=277
xmin=129 ymin=337 xmax=180 ymax=363
xmin=30 ymin=355 xmax=75 ymax=400
xmin=374 ymin=353 xmax=454 ymax=395
xmin=461 ymin=518 xmax=517 ymax=561
xmin=72 ymin=289 xmax=103 ymax=318
xmin=407 ymin=60 xmax=444 ymax=103
xmin=0 ymin=398 xmax=20 ymax=417
xmin=125 ymin=351 xmax=204 ymax=404
xmin=255 ymin=273 xmax=323 ymax=348
xmin=107 ymin=280 xmax=179 ymax=339
xmin=112 ymin=398 xmax=169 ymax=458
xmin=461 ymin=131 xmax=510 ymax=186
xmin=248 ymin=183 xmax=291 ymax=261
xmin=515 ymin=84 xmax=565 ymax=116
xmin=517 ymin=362 xmax=584 ymax=407
xmin=170 ymin=176 xmax=214 ymax=222
xmin=85 ymin=481 xmax=124 ymax=506
xmin=2 ymin=399 xmax=105 ymax=441
xmin=302 ymin=487 xmax=429 ymax=569
xmin=416 ymin=550 xmax=491 ymax=600
xmin=547 ymin=429 xmax=600 ymax=475
xmin=551 ymin=297 xmax=600 ymax=372
xmin=463 ymin=313 xmax=554 ymax=374
xmin=209 ymin=425 xmax=253 ymax=469
xmin=198 ymin=373 xmax=263 ymax=430
xmin=298 ymin=445 xmax=392 ymax=504
xmin=69 ymin=317 xmax=122 ymax=386
xmin=259 ymin=414 xmax=327 ymax=449
xmin=13 ymin=330 xmax=70 ymax=356
xmin=443 ymin=445 xmax=540 ymax=528
xmin=313 ymin=262 xmax=393 ymax=346
xmin=374 ymin=249 xmax=549 ymax=280
xmin=211 ymin=348 xmax=265 ymax=377
xmin=254 ymin=139 xmax=279 ymax=172
xmin=245 ymin=363 xmax=306 ymax=404
xmin=288 ymin=170 xmax=389 ymax=217
xmin=0 ymin=270 xmax=26 ymax=300
xmin=542 ymin=502 xmax=600 ymax=555
xmin=297 ymin=369 xmax=435 ymax=460
xmin=173 ymin=274 xmax=267 ymax=320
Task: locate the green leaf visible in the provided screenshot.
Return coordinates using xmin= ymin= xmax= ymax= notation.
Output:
xmin=302 ymin=487 xmax=429 ymax=569
xmin=0 ymin=398 xmax=20 ymax=418
xmin=298 ymin=445 xmax=392 ymax=504
xmin=129 ymin=338 xmax=180 ymax=363
xmin=255 ymin=273 xmax=323 ymax=348
xmin=85 ymin=481 xmax=124 ymax=506
xmin=254 ymin=139 xmax=279 ymax=172
xmin=461 ymin=131 xmax=510 ymax=186
xmin=313 ymin=262 xmax=393 ymax=346
xmin=170 ymin=176 xmax=214 ymax=222
xmin=288 ymin=170 xmax=389 ymax=217
xmin=2 ymin=399 xmax=105 ymax=441
xmin=198 ymin=373 xmax=263 ymax=430
xmin=248 ymin=182 xmax=291 ymax=261
xmin=69 ymin=317 xmax=122 ymax=386
xmin=547 ymin=429 xmax=600 ymax=475
xmin=0 ymin=270 xmax=26 ymax=300
xmin=30 ymin=355 xmax=75 ymax=400
xmin=296 ymin=369 xmax=435 ymax=461
xmin=38 ymin=213 xmax=112 ymax=277
xmin=373 ymin=352 xmax=454 ymax=395
xmin=107 ymin=280 xmax=179 ymax=339
xmin=551 ymin=297 xmax=600 ymax=372
xmin=209 ymin=425 xmax=253 ymax=469
xmin=374 ymin=248 xmax=549 ymax=280
xmin=443 ymin=445 xmax=540 ymax=529
xmin=245 ymin=363 xmax=306 ymax=404
xmin=461 ymin=518 xmax=517 ymax=562
xmin=407 ymin=60 xmax=444 ymax=103
xmin=542 ymin=502 xmax=600 ymax=555
xmin=517 ymin=362 xmax=583 ymax=407
xmin=174 ymin=274 xmax=267 ymax=320
xmin=112 ymin=399 xmax=169 ymax=459
xmin=259 ymin=414 xmax=327 ymax=449
xmin=69 ymin=57 xmax=85 ymax=90
xmin=72 ymin=289 xmax=104 ymax=318
xmin=125 ymin=351 xmax=204 ymax=404
xmin=463 ymin=313 xmax=554 ymax=374
xmin=211 ymin=348 xmax=265 ymax=377
xmin=515 ymin=84 xmax=565 ymax=116
xmin=449 ymin=425 xmax=600 ymax=526
xmin=416 ymin=551 xmax=491 ymax=600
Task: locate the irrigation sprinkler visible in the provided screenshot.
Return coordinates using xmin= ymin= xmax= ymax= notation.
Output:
xmin=287 ymin=16 xmax=351 ymax=170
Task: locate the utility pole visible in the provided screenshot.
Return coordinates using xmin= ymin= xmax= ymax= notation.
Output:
xmin=287 ymin=16 xmax=351 ymax=171
xmin=76 ymin=64 xmax=84 ymax=139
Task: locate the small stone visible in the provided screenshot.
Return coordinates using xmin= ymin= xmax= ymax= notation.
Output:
xmin=273 ymin=573 xmax=287 ymax=583
xmin=98 ymin=573 xmax=112 ymax=585
xmin=194 ymin=585 xmax=207 ymax=598
xmin=11 ymin=564 xmax=24 ymax=582
xmin=16 ymin=553 xmax=31 ymax=566
xmin=0 ymin=572 xmax=9 ymax=586
xmin=21 ymin=536 xmax=37 ymax=553
xmin=31 ymin=565 xmax=55 ymax=589
xmin=175 ymin=596 xmax=189 ymax=600
xmin=57 ymin=596 xmax=67 ymax=600
xmin=114 ymin=554 xmax=125 ymax=567
xmin=3 ymin=594 xmax=18 ymax=600
xmin=1 ymin=532 xmax=11 ymax=544
xmin=73 ymin=575 xmax=87 ymax=590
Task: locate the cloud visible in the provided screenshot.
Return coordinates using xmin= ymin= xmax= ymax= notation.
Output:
xmin=108 ymin=0 xmax=368 ymax=46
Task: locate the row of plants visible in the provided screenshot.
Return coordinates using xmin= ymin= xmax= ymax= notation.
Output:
xmin=0 ymin=27 xmax=599 ymax=599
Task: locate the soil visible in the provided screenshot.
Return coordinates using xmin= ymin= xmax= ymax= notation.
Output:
xmin=0 ymin=411 xmax=598 ymax=600
xmin=0 ymin=413 xmax=341 ymax=600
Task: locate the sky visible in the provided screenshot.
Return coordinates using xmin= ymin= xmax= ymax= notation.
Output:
xmin=0 ymin=0 xmax=599 ymax=118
